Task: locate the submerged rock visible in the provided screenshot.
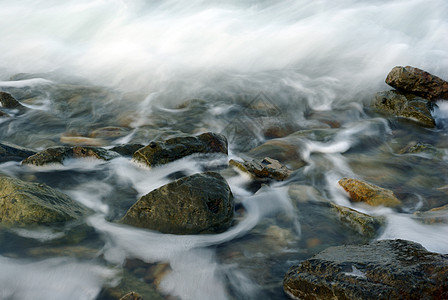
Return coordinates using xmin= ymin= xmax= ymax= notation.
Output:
xmin=372 ymin=90 xmax=436 ymax=128
xmin=229 ymin=157 xmax=292 ymax=180
xmin=0 ymin=110 xmax=9 ymax=117
xmin=22 ymin=146 xmax=119 ymax=166
xmin=0 ymin=91 xmax=24 ymax=109
xmin=338 ymin=178 xmax=402 ymax=207
xmin=330 ymin=203 xmax=385 ymax=238
xmin=0 ymin=177 xmax=90 ymax=226
xmin=248 ymin=139 xmax=305 ymax=169
xmin=133 ymin=132 xmax=228 ymax=167
xmin=121 ymin=172 xmax=234 ymax=234
xmin=283 ymin=239 xmax=448 ymax=299
xmin=386 ymin=66 xmax=448 ymax=100
xmin=414 ymin=203 xmax=448 ymax=224
xmin=0 ymin=142 xmax=36 ymax=162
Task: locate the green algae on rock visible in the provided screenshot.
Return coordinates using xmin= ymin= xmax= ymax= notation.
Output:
xmin=372 ymin=90 xmax=436 ymax=128
xmin=338 ymin=178 xmax=402 ymax=207
xmin=121 ymin=172 xmax=234 ymax=235
xmin=132 ymin=132 xmax=228 ymax=167
xmin=0 ymin=177 xmax=91 ymax=226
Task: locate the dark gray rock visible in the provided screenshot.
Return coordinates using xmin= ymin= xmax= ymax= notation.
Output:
xmin=372 ymin=90 xmax=436 ymax=128
xmin=22 ymin=146 xmax=119 ymax=166
xmin=121 ymin=172 xmax=234 ymax=234
xmin=0 ymin=142 xmax=36 ymax=162
xmin=111 ymin=144 xmax=144 ymax=156
xmin=0 ymin=91 xmax=24 ymax=109
xmin=283 ymin=239 xmax=448 ymax=300
xmin=386 ymin=66 xmax=448 ymax=100
xmin=133 ymin=132 xmax=228 ymax=167
xmin=0 ymin=177 xmax=91 ymax=226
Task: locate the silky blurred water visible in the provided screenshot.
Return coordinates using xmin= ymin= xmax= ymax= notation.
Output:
xmin=1 ymin=0 xmax=448 ymax=299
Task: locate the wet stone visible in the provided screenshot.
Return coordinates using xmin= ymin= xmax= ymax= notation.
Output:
xmin=0 ymin=142 xmax=36 ymax=162
xmin=372 ymin=90 xmax=436 ymax=128
xmin=0 ymin=177 xmax=91 ymax=226
xmin=22 ymin=146 xmax=120 ymax=166
xmin=133 ymin=132 xmax=228 ymax=167
xmin=229 ymin=157 xmax=292 ymax=181
xmin=111 ymin=144 xmax=145 ymax=156
xmin=119 ymin=292 xmax=144 ymax=300
xmin=0 ymin=91 xmax=24 ymax=109
xmin=248 ymin=139 xmax=306 ymax=169
xmin=414 ymin=203 xmax=448 ymax=224
xmin=385 ymin=66 xmax=448 ymax=101
xmin=120 ymin=172 xmax=234 ymax=235
xmin=339 ymin=178 xmax=402 ymax=208
xmin=283 ymin=239 xmax=448 ymax=300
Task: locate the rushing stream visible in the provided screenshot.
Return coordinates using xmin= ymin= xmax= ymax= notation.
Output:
xmin=1 ymin=0 xmax=448 ymax=299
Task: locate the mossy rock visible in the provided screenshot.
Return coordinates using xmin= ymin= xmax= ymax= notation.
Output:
xmin=0 ymin=177 xmax=91 ymax=226
xmin=121 ymin=172 xmax=234 ymax=234
xmin=372 ymin=90 xmax=436 ymax=128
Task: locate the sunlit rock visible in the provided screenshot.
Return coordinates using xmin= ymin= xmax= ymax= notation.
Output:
xmin=22 ymin=146 xmax=120 ymax=166
xmin=0 ymin=177 xmax=91 ymax=226
xmin=372 ymin=90 xmax=436 ymax=128
xmin=229 ymin=157 xmax=292 ymax=181
xmin=338 ymin=178 xmax=402 ymax=207
xmin=120 ymin=172 xmax=234 ymax=234
xmin=283 ymin=239 xmax=448 ymax=299
xmin=119 ymin=292 xmax=144 ymax=300
xmin=132 ymin=132 xmax=228 ymax=167
xmin=386 ymin=66 xmax=448 ymax=101
xmin=0 ymin=142 xmax=36 ymax=162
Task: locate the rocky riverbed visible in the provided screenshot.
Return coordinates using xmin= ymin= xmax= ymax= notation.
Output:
xmin=0 ymin=66 xmax=448 ymax=299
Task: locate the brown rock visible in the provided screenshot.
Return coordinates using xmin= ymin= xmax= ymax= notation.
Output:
xmin=119 ymin=292 xmax=143 ymax=300
xmin=229 ymin=157 xmax=292 ymax=180
xmin=338 ymin=178 xmax=402 ymax=207
xmin=385 ymin=66 xmax=448 ymax=100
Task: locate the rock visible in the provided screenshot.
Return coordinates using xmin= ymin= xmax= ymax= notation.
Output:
xmin=121 ymin=172 xmax=234 ymax=234
xmin=339 ymin=178 xmax=402 ymax=207
xmin=229 ymin=157 xmax=292 ymax=181
xmin=89 ymin=126 xmax=129 ymax=139
xmin=414 ymin=204 xmax=448 ymax=224
xmin=119 ymin=292 xmax=144 ymax=300
xmin=133 ymin=132 xmax=228 ymax=167
xmin=0 ymin=142 xmax=36 ymax=162
xmin=283 ymin=239 xmax=448 ymax=300
xmin=22 ymin=146 xmax=120 ymax=166
xmin=330 ymin=203 xmax=385 ymax=238
xmin=0 ymin=177 xmax=91 ymax=226
xmin=248 ymin=139 xmax=306 ymax=169
xmin=386 ymin=66 xmax=448 ymax=100
xmin=111 ymin=144 xmax=145 ymax=156
xmin=372 ymin=90 xmax=436 ymax=128
xmin=60 ymin=135 xmax=106 ymax=146
xmin=0 ymin=110 xmax=9 ymax=117
xmin=0 ymin=91 xmax=24 ymax=109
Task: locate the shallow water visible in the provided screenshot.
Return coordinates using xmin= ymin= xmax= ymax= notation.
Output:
xmin=1 ymin=0 xmax=448 ymax=299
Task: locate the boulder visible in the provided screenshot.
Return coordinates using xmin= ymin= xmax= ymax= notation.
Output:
xmin=0 ymin=91 xmax=24 ymax=109
xmin=133 ymin=132 xmax=227 ymax=167
xmin=229 ymin=157 xmax=292 ymax=180
xmin=338 ymin=178 xmax=402 ymax=207
xmin=283 ymin=239 xmax=448 ymax=299
xmin=22 ymin=146 xmax=119 ymax=166
xmin=372 ymin=90 xmax=436 ymax=128
xmin=386 ymin=66 xmax=448 ymax=100
xmin=121 ymin=172 xmax=234 ymax=234
xmin=0 ymin=142 xmax=36 ymax=162
xmin=0 ymin=177 xmax=90 ymax=226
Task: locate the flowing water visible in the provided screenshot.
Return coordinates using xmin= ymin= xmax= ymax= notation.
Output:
xmin=1 ymin=0 xmax=448 ymax=299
